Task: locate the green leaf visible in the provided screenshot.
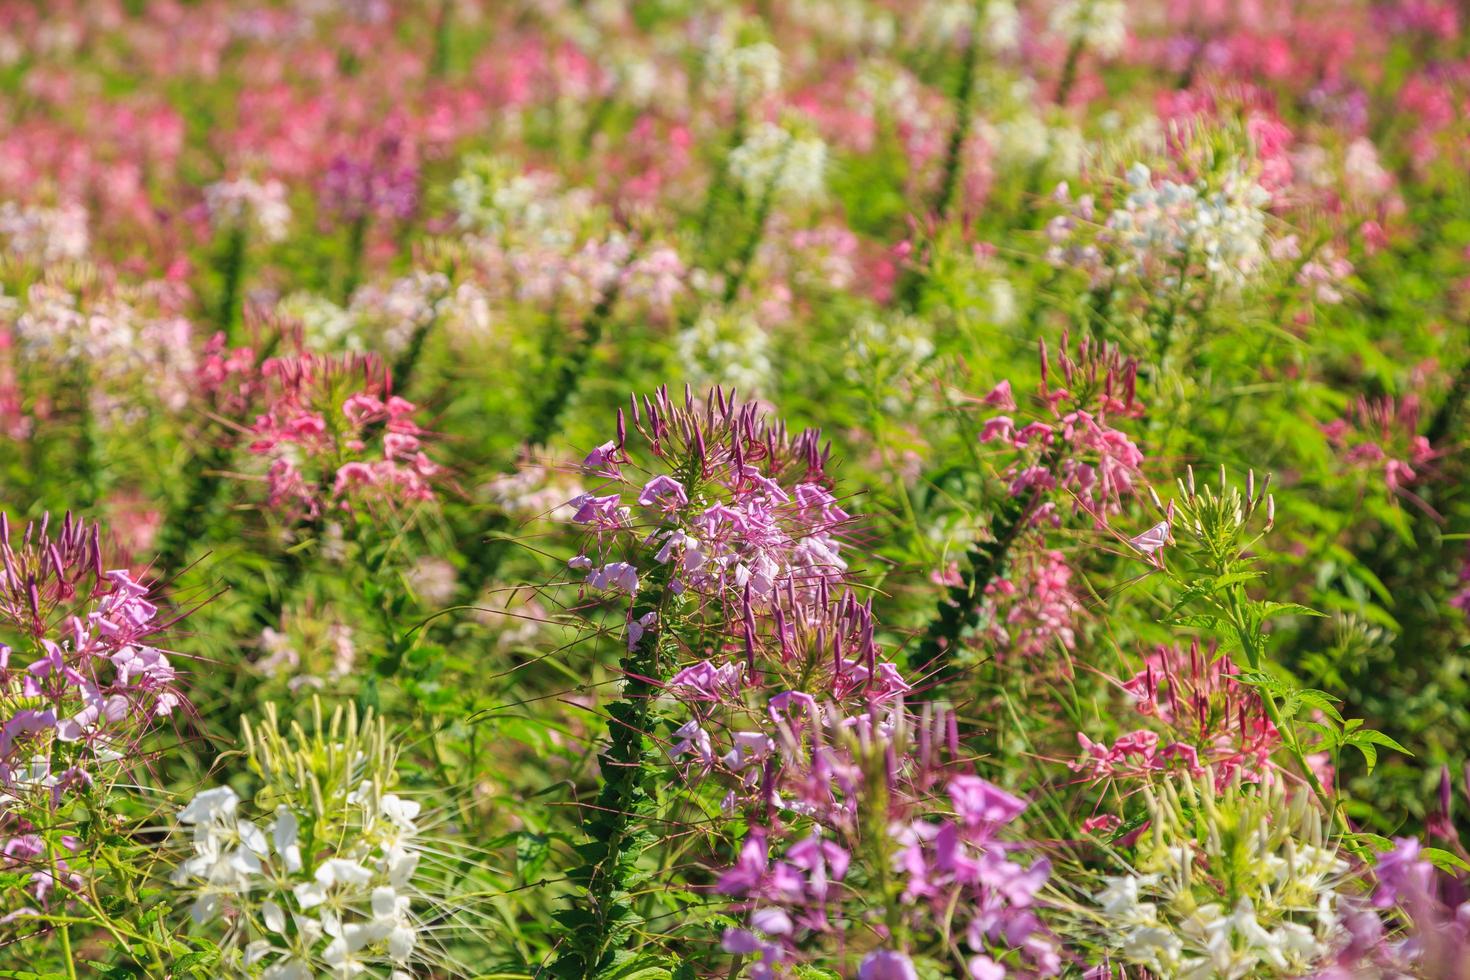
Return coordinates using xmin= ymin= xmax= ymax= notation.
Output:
xmin=1345 ymin=729 xmax=1412 ymax=757
xmin=597 ymin=955 xmax=673 ymax=980
xmin=1255 ymin=601 xmax=1326 ymax=619
xmin=1423 ymin=847 xmax=1470 ymax=874
xmin=516 ymin=831 xmax=552 ymax=884
xmin=1349 ymin=740 xmax=1378 ymax=773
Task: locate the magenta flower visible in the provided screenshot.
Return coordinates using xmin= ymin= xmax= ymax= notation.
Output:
xmin=949 ymin=776 xmax=1027 ymax=827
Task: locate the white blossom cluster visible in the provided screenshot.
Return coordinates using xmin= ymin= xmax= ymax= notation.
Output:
xmin=727 ymin=123 xmax=827 ymax=207
xmin=985 ymin=113 xmax=1088 ymax=177
xmin=843 ymin=313 xmax=935 ymax=403
xmin=449 ymin=154 xmax=596 ymax=248
xmin=1048 ymin=0 xmax=1127 ymax=58
xmin=10 ymin=283 xmax=197 ymax=416
xmin=1104 ymin=162 xmax=1273 ymax=292
xmin=204 ymin=178 xmax=293 ymax=243
xmin=703 ymin=38 xmax=782 ymax=101
xmin=1088 ymin=775 xmax=1357 ymax=977
xmin=172 ymin=780 xmax=425 ymax=979
xmin=915 ymin=0 xmax=1020 ymax=52
xmin=675 ymin=307 xmax=773 ymax=396
xmin=348 ymin=271 xmax=451 ymax=354
xmin=0 ymin=200 xmax=89 ymax=262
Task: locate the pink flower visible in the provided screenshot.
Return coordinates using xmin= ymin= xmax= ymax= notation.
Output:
xmin=982 ymin=380 xmax=1017 ymax=411
xmin=948 ymin=775 xmax=1027 ymax=827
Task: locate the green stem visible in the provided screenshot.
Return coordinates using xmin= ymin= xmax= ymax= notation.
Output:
xmin=896 ymin=2 xmax=983 ymax=310
xmin=1055 ymin=37 xmax=1084 ymax=106
xmin=526 ymin=253 xmax=634 ymax=450
xmin=549 ymin=559 xmax=677 ymax=977
xmin=909 ymin=484 xmax=1030 ymax=685
xmin=45 ymin=831 xmax=79 ymax=980
xmin=341 ymin=214 xmax=369 ymax=305
xmin=720 ymin=143 xmax=789 ymax=307
xmin=216 ymin=226 xmax=247 ymax=343
xmin=1222 ymin=585 xmax=1366 ymax=858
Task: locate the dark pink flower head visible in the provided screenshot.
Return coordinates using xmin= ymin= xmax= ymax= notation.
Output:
xmin=1324 ymin=394 xmax=1438 ymax=503
xmin=245 ymin=352 xmax=438 ymax=520
xmin=982 ymin=333 xmax=1145 ymax=521
xmin=1076 ymin=641 xmax=1280 ymax=792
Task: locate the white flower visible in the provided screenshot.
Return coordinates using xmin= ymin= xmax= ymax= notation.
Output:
xmin=368 ymin=886 xmax=418 ymax=962
xmin=294 ymin=859 xmax=375 ymax=909
xmin=273 ymin=807 xmax=303 ymax=873
xmin=676 ymin=309 xmax=773 ymax=395
xmin=321 ymin=909 xmax=374 ymax=978
xmin=705 ymin=39 xmax=782 ymax=100
xmin=177 ymin=786 xmax=241 ymax=826
xmin=0 ymin=200 xmax=89 ymax=262
xmin=1049 ymin=0 xmax=1127 ymax=57
xmin=204 ymin=178 xmax=292 ymax=242
xmin=727 ymin=123 xmax=827 ymax=206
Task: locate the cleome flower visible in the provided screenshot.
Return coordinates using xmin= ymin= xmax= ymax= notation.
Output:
xmin=169 ymin=699 xmax=466 ymax=979
xmin=245 ymin=352 xmax=440 ymax=522
xmin=0 ymin=512 xmax=188 ymax=911
xmin=566 ymin=385 xmax=850 ymax=643
xmin=1081 ymin=769 xmax=1363 ymax=977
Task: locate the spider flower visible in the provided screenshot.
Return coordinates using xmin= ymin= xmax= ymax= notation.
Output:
xmin=246 ymin=352 xmax=439 ymax=521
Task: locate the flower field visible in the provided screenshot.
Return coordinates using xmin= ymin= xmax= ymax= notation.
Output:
xmin=3 ymin=1 xmax=1470 ymax=976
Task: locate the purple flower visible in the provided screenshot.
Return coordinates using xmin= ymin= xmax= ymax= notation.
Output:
xmin=667 ymin=660 xmax=744 ymax=702
xmin=570 ymin=492 xmax=623 ymax=528
xmin=858 ymin=950 xmax=919 ymax=980
xmin=717 ymin=832 xmax=769 ymax=896
xmin=582 ymin=440 xmax=621 ymax=475
xmin=948 ymin=775 xmax=1027 ymax=827
xmin=584 ymin=561 xmax=639 ymax=594
xmin=969 ymin=956 xmax=1007 ymax=980
xmin=1374 ymin=837 xmax=1436 ymax=907
xmin=637 ymin=475 xmax=689 ymax=509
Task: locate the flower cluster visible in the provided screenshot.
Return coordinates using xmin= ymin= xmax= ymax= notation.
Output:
xmin=0 ymin=514 xmax=181 ymax=799
xmin=8 ymin=278 xmax=197 ymax=419
xmin=318 ymin=133 xmax=420 ymax=225
xmin=979 ymin=333 xmax=1145 ymax=522
xmin=568 ymin=386 xmax=847 ymax=633
xmin=0 ymin=514 xmax=185 ymax=907
xmin=1048 ymin=0 xmax=1128 ymax=58
xmin=204 ymin=177 xmax=293 ymax=243
xmin=716 ymin=702 xmax=1060 ymax=978
xmin=1084 ymin=771 xmax=1359 ymax=976
xmin=246 ymin=353 xmax=439 ymax=521
xmin=1105 ymin=162 xmax=1274 ymax=292
xmin=1322 ymin=394 xmax=1436 ymax=498
xmin=170 ymin=702 xmax=449 ymax=979
xmin=0 ymin=200 xmax=89 ymax=263
xmin=727 ymin=122 xmax=828 ymax=207
xmin=1073 ymin=641 xmax=1281 ymax=795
